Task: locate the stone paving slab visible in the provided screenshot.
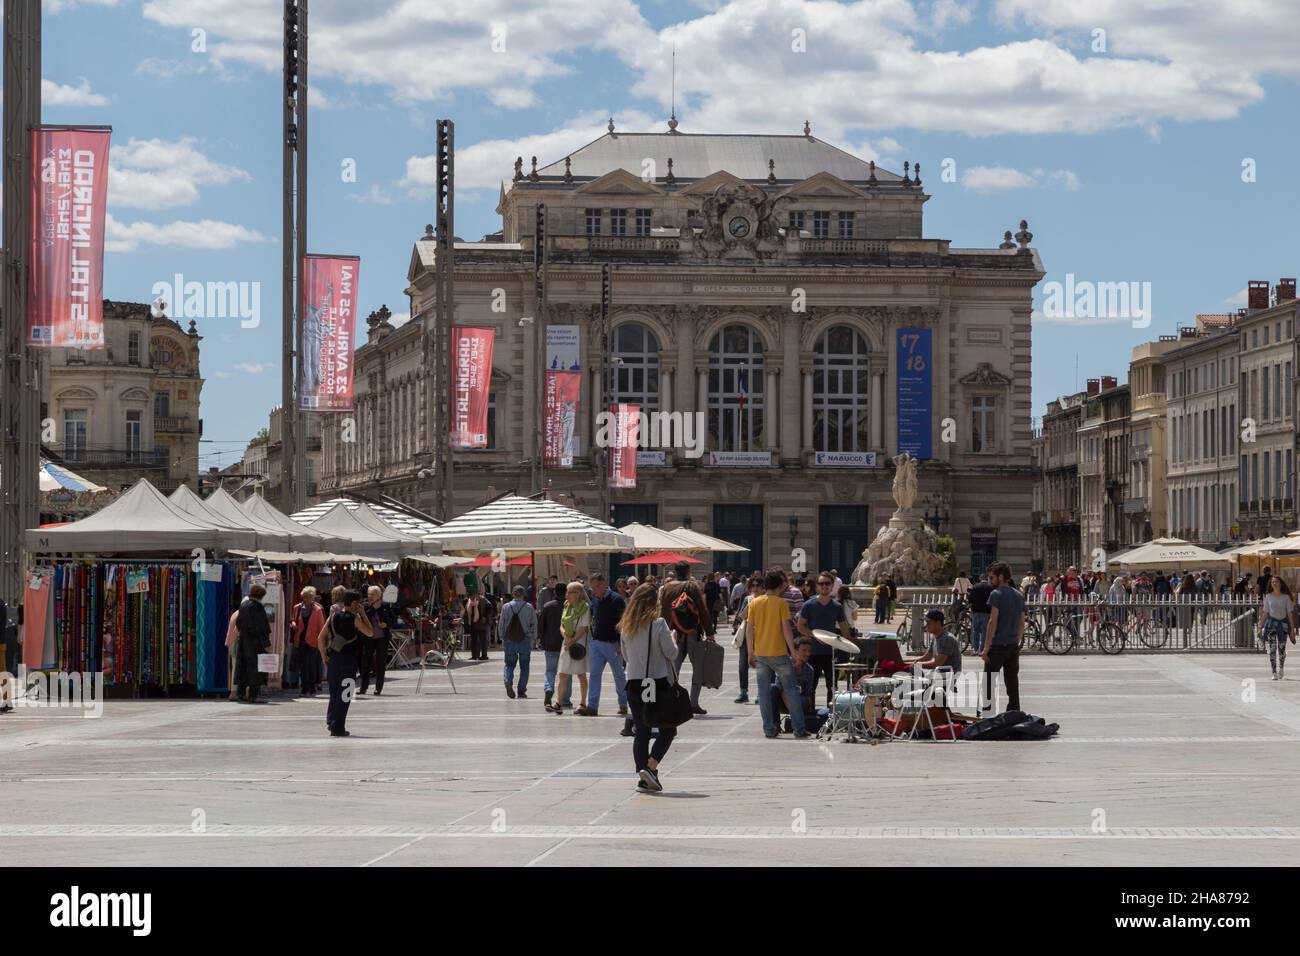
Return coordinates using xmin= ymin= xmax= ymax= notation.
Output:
xmin=1 ymin=646 xmax=1296 ymax=866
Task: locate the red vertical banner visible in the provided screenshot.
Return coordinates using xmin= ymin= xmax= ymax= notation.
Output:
xmin=608 ymin=402 xmax=640 ymax=489
xmin=544 ymin=371 xmax=581 ymax=468
xmin=300 ymin=254 xmax=359 ymax=410
xmin=29 ymin=127 xmax=111 ymax=348
xmin=451 ymin=326 xmax=494 ymax=448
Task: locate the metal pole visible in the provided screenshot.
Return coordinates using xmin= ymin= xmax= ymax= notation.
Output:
xmin=598 ymin=263 xmax=611 ymax=523
xmin=433 ymin=119 xmax=455 ymax=521
xmin=293 ymin=0 xmax=308 ymax=514
xmin=532 ymin=203 xmax=548 ymax=496
xmin=280 ymin=0 xmax=298 ymax=514
xmin=1 ymin=0 xmax=40 ymax=600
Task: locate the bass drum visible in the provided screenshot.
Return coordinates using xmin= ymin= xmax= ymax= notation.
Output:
xmin=832 ymin=691 xmax=867 ymax=720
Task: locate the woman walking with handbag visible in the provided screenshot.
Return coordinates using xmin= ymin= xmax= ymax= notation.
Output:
xmin=1258 ymin=575 xmax=1296 ymax=680
xmin=554 ymin=582 xmax=592 ymax=715
xmin=620 ymin=582 xmax=684 ymax=792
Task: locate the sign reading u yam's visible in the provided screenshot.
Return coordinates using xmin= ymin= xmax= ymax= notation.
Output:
xmin=30 ymin=127 xmax=110 ymax=348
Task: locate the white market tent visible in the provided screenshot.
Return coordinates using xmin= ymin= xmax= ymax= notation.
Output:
xmin=1109 ymin=537 xmax=1231 ymax=571
xmin=242 ymin=493 xmax=353 ymax=554
xmin=618 ymin=522 xmax=697 ymax=553
xmin=347 ymin=502 xmax=441 ymax=556
xmin=666 ymin=526 xmax=750 ymax=553
xmin=170 ymin=484 xmax=292 ymax=552
xmin=432 ymin=495 xmax=635 ymax=554
xmin=26 ymin=478 xmax=253 ymax=553
xmin=290 ymin=497 xmax=442 ymax=538
xmin=40 ymin=459 xmax=107 ymax=493
xmin=295 ymin=502 xmax=425 ymax=561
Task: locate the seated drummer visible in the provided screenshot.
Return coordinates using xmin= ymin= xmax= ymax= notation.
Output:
xmin=907 ymin=609 xmax=962 ymax=674
xmin=773 ymin=638 xmax=828 ymax=733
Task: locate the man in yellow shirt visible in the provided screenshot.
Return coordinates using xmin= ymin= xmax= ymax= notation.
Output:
xmin=746 ymin=569 xmax=808 ymax=738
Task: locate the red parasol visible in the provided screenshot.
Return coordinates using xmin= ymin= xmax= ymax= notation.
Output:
xmin=459 ymin=554 xmax=534 ymax=568
xmin=622 ymin=550 xmax=703 ymax=566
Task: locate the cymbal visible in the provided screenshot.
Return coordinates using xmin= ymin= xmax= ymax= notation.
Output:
xmin=813 ymin=629 xmax=860 ymax=654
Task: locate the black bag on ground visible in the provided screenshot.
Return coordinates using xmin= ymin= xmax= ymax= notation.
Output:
xmin=1007 ymin=715 xmax=1060 ymax=740
xmin=960 ymin=710 xmax=1028 ymax=741
xmin=698 ymin=639 xmax=724 ymax=689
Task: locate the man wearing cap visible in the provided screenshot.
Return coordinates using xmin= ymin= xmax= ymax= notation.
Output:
xmin=497 ymin=585 xmax=538 ymax=699
xmin=661 ymin=560 xmax=717 ymax=715
xmin=907 ymin=609 xmax=962 ymax=673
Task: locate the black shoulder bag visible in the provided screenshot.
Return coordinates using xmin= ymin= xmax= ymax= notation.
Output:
xmin=641 ymin=621 xmax=694 ymax=728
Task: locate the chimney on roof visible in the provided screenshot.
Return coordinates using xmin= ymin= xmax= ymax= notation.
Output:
xmin=1248 ymin=279 xmax=1269 ymax=311
xmin=1101 ymin=375 xmax=1118 ymax=391
xmin=1086 ymin=378 xmax=1101 ymax=396
xmin=1277 ymin=278 xmax=1296 ymax=303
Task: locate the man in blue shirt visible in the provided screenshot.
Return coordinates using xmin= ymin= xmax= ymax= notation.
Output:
xmin=497 ymin=586 xmax=538 ymax=699
xmin=796 ymin=573 xmax=852 ymax=705
xmin=982 ymin=561 xmax=1025 ymax=713
xmin=586 ymin=573 xmax=628 ymax=718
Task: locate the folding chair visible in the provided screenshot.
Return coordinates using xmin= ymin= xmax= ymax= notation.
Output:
xmin=414 ymin=648 xmax=458 ymax=695
xmin=387 ymin=628 xmax=416 ymax=669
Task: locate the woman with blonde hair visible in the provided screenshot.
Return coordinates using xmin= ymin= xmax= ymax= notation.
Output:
xmin=619 ymin=582 xmax=680 ymax=792
xmin=554 ymin=582 xmax=592 ymax=715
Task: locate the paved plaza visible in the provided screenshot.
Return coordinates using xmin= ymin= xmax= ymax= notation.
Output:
xmin=2 ymin=630 xmax=1298 ymax=867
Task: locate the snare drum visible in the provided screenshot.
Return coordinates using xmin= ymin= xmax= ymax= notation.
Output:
xmin=832 ymin=691 xmax=867 ymax=719
xmin=858 ymin=676 xmax=895 ymax=696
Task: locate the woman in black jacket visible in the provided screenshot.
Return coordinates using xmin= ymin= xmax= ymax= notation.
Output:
xmin=234 ymin=584 xmax=272 ymax=703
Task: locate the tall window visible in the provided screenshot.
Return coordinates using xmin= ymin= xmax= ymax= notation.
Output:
xmin=486 ymin=390 xmax=497 ymax=449
xmin=812 ymin=326 xmax=870 ymax=452
xmin=634 ymin=208 xmax=651 ymax=237
xmin=154 ymin=391 xmax=170 ymax=418
xmin=610 ymin=208 xmax=627 ymax=236
xmin=611 ymin=323 xmax=660 ymax=413
xmin=1262 ymin=365 xmax=1270 ymax=419
xmin=708 ymin=324 xmax=765 ymax=452
xmin=126 ymin=410 xmax=142 ymax=460
xmin=63 ymin=409 xmax=87 ymax=461
xmin=585 ymin=208 xmax=602 ymax=236
xmin=812 ymin=211 xmax=830 ymax=239
xmin=837 ymin=212 xmax=855 ymax=238
xmin=787 ymin=210 xmax=805 ymax=233
xmin=128 ymin=330 xmax=141 ymax=366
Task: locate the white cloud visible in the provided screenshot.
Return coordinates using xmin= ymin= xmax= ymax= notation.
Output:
xmin=44 ymin=0 xmax=120 ymax=13
xmin=928 ymin=0 xmax=974 ymax=31
xmin=109 ymin=137 xmax=250 ymax=210
xmin=346 ymin=184 xmax=396 ymax=206
xmin=135 ymin=58 xmax=207 ymax=79
xmin=106 ymin=213 xmax=272 ymax=252
xmin=142 ymin=0 xmax=654 ymax=106
xmin=41 ymin=78 xmax=109 ymax=107
xmin=961 ymin=165 xmax=1080 ymax=193
xmin=233 ymin=362 xmax=272 ymax=374
xmin=402 ymin=109 xmax=659 ymax=196
xmin=1224 ymin=287 xmax=1247 ymax=308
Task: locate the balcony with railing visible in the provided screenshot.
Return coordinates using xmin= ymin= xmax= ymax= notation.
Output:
xmin=59 ymin=447 xmax=168 ymax=470
xmin=154 ymin=415 xmax=194 ymax=434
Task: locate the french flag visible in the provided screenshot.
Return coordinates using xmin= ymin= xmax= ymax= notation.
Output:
xmin=737 ymin=368 xmax=748 ymax=413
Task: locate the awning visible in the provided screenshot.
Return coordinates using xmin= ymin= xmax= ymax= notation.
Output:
xmin=293 ymin=502 xmax=425 ymax=561
xmin=432 ymin=495 xmax=634 ymax=554
xmin=404 ymin=554 xmax=476 ymax=569
xmin=617 ymin=522 xmax=697 ymax=552
xmin=1109 ymin=537 xmax=1231 ymax=571
xmin=623 ymin=551 xmax=703 ymax=566
xmin=290 ymin=496 xmax=442 ymax=538
xmin=241 ymin=493 xmax=353 ymax=553
xmin=170 ymin=484 xmax=290 ymax=552
xmin=40 ymin=460 xmax=107 ymax=493
xmin=665 ymin=527 xmax=750 ymax=553
xmin=229 ymin=549 xmax=390 ymax=564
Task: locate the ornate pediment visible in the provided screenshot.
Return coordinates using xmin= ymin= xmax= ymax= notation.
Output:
xmin=777 ymin=172 xmax=868 ymax=200
xmin=959 ymin=362 xmax=1013 ymax=387
xmin=572 ymin=168 xmax=665 ymax=195
xmin=676 ymin=170 xmax=752 ymax=196
xmin=54 ymin=385 xmax=98 ymax=402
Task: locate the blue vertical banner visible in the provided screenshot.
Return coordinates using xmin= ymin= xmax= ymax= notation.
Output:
xmin=896 ymin=327 xmax=933 ymax=458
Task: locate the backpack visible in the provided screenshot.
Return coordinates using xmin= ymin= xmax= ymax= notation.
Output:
xmin=669 ymin=588 xmax=701 ymax=634
xmin=505 ymin=605 xmax=526 ymax=642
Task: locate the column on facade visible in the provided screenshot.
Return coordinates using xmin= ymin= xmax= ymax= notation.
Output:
xmin=696 ymin=363 xmax=709 ymax=426
xmin=660 ymin=365 xmax=673 ymax=416
xmin=870 ymin=354 xmax=886 ymax=452
xmin=765 ymin=364 xmax=780 ymax=453
xmin=802 ymin=365 xmax=814 ymax=454
xmin=780 ymin=315 xmax=800 ymax=462
xmin=677 ymin=309 xmax=697 ymax=416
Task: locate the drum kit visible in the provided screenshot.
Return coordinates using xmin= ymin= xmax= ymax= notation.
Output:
xmin=812 ymin=630 xmax=958 ymax=743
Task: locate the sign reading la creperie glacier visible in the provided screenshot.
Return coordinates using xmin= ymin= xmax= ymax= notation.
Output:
xmin=896 ymin=327 xmax=933 ymax=458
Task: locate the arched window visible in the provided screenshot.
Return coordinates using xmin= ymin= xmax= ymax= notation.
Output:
xmin=709 ymin=323 xmax=765 ymax=451
xmin=812 ymin=325 xmax=870 ymax=452
xmin=611 ymin=323 xmax=660 ymax=412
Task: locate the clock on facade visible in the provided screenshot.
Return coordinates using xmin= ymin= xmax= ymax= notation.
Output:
xmin=727 ymin=216 xmax=751 ymax=239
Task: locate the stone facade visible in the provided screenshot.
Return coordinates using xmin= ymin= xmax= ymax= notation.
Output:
xmin=319 ymin=127 xmax=1043 ymax=575
xmin=1127 ymin=337 xmax=1179 ymax=542
xmin=1038 ymin=391 xmax=1083 ymax=570
xmin=43 ymin=300 xmax=204 ymax=493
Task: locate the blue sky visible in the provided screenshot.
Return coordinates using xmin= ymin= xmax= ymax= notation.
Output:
xmin=35 ymin=0 xmax=1300 ymax=469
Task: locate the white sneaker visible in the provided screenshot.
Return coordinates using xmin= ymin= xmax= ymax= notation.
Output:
xmin=1272 ymin=672 xmax=1280 ymax=681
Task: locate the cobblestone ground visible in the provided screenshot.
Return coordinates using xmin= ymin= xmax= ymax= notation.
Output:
xmin=1 ymin=620 xmax=1295 ymax=867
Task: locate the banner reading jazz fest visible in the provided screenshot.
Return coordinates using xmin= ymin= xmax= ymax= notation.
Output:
xmin=451 ymin=327 xmax=494 ymax=448
xmin=608 ymin=403 xmax=640 ymax=489
xmin=300 ymin=254 xmax=359 ymax=411
xmin=544 ymin=371 xmax=581 ymax=468
xmin=29 ymin=127 xmax=111 ymax=348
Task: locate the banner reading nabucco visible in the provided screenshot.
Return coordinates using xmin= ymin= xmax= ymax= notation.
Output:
xmin=813 ymin=452 xmax=878 ymax=467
